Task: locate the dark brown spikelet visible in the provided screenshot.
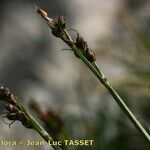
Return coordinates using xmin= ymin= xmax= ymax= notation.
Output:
xmin=0 ymin=85 xmax=33 ymax=129
xmin=85 ymin=48 xmax=96 ymax=62
xmin=5 ymin=103 xmax=19 ymax=113
xmin=35 ymin=5 xmax=66 ymax=37
xmin=69 ymin=29 xmax=96 ymax=62
xmin=1 ymin=103 xmax=32 ymax=129
xmin=0 ymin=85 xmax=18 ymax=107
xmin=76 ymin=35 xmax=87 ymax=50
xmin=68 ymin=29 xmax=88 ymax=50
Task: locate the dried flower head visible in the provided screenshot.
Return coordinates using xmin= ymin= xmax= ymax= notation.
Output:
xmin=0 ymin=85 xmax=19 ymax=107
xmin=67 ymin=29 xmax=96 ymax=62
xmin=85 ymin=48 xmax=96 ymax=62
xmin=35 ymin=5 xmax=65 ymax=37
xmin=0 ymin=85 xmax=32 ymax=129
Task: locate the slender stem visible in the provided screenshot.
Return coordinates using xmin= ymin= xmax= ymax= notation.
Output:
xmin=20 ymin=105 xmax=62 ymax=150
xmin=61 ymin=30 xmax=150 ymax=143
xmin=106 ymin=85 xmax=150 ymax=143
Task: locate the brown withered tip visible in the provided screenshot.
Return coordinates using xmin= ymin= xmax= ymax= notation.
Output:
xmin=34 ymin=5 xmax=47 ymax=16
xmin=34 ymin=5 xmax=52 ymax=22
xmin=34 ymin=5 xmax=57 ymax=29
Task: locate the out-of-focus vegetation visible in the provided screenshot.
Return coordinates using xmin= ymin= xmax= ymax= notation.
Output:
xmin=0 ymin=0 xmax=149 ymax=150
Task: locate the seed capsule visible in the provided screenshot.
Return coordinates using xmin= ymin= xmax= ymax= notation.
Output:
xmin=76 ymin=34 xmax=87 ymax=50
xmin=85 ymin=48 xmax=96 ymax=62
xmin=6 ymin=112 xmax=19 ymax=121
xmin=67 ymin=29 xmax=96 ymax=62
xmin=5 ymin=104 xmax=18 ymax=113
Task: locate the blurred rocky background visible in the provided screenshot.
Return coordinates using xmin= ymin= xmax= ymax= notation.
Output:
xmin=0 ymin=0 xmax=149 ymax=150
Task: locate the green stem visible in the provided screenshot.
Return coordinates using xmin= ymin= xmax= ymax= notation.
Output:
xmin=62 ymin=30 xmax=150 ymax=143
xmin=20 ymin=105 xmax=62 ymax=150
xmin=106 ymin=85 xmax=150 ymax=143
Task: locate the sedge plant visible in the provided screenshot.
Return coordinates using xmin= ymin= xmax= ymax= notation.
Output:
xmin=34 ymin=5 xmax=150 ymax=144
xmin=0 ymin=5 xmax=149 ymax=150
